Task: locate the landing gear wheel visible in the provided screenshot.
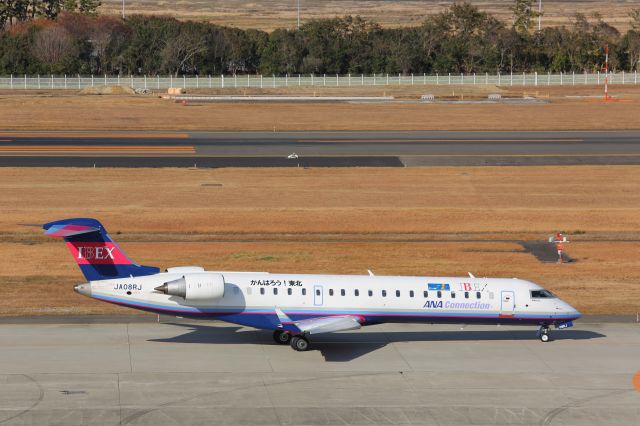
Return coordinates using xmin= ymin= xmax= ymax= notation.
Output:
xmin=538 ymin=326 xmax=551 ymax=342
xmin=273 ymin=330 xmax=291 ymax=345
xmin=290 ymin=335 xmax=310 ymax=351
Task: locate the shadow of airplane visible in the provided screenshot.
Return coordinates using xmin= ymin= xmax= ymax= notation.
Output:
xmin=149 ymin=322 xmax=606 ymax=362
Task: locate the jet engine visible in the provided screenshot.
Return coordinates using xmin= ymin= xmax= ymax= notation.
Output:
xmin=155 ymin=273 xmax=225 ymax=301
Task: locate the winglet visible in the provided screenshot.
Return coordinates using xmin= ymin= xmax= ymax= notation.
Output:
xmin=367 ymin=269 xmax=375 ymax=276
xmin=468 ymin=272 xmax=475 ymax=278
xmin=275 ymin=307 xmax=301 ymax=333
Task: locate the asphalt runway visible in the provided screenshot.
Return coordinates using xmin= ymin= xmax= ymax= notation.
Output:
xmin=0 ymin=320 xmax=638 ymax=425
xmin=2 ymin=130 xmax=640 ymax=167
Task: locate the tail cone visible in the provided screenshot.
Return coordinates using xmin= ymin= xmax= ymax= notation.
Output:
xmin=154 ymin=283 xmax=168 ymax=294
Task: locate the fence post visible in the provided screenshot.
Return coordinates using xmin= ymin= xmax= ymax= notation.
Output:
xmin=436 ymin=73 xmax=439 ymax=85
xmin=311 ymin=74 xmax=314 ymax=86
xmin=79 ymin=74 xmax=81 ymax=89
xmin=597 ymin=71 xmax=600 ymax=84
xmin=373 ymin=73 xmax=375 ymax=85
xmin=209 ymin=75 xmax=211 ymax=88
xmin=286 ymin=74 xmax=288 ymax=87
xmin=584 ymin=71 xmax=587 ymax=84
xmin=535 ymin=71 xmax=538 ymax=86
xmin=386 ymin=73 xmax=389 ymax=85
xmin=104 ymin=74 xmax=107 ymax=85
xmin=182 ymin=74 xmax=185 ymax=89
xmin=221 ymin=74 xmax=224 ymax=88
xmin=485 ymin=72 xmax=488 ymax=84
xmin=195 ymin=74 xmax=198 ymax=88
xmin=411 ymin=73 xmax=414 ymax=85
xmin=118 ymin=74 xmax=120 ymax=86
xmin=324 ymin=73 xmax=326 ymax=86
xmin=461 ymin=73 xmax=464 ymax=85
xmin=10 ymin=74 xmax=12 ymax=89
xmin=348 ymin=73 xmax=351 ymax=86
xmin=50 ymin=74 xmax=53 ymax=88
xmin=560 ymin=72 xmax=563 ymax=85
xmin=362 ymin=74 xmax=364 ymax=85
xmin=38 ymin=74 xmax=40 ymax=89
xmin=273 ymin=74 xmax=276 ymax=88
xmin=260 ymin=74 xmax=263 ymax=88
xmin=572 ymin=71 xmax=575 ymax=85
xmin=448 ymin=73 xmax=451 ymax=85
xmin=234 ymin=74 xmax=237 ymax=88
xmin=523 ymin=72 xmax=526 ymax=86
xmin=247 ymin=74 xmax=250 ymax=88
xmin=398 ymin=73 xmax=401 ymax=85
xmin=145 ymin=75 xmax=148 ymax=89
xmin=158 ymin=75 xmax=160 ymax=89
xmin=91 ymin=74 xmax=94 ymax=87
xmin=132 ymin=74 xmax=134 ymax=88
xmin=336 ymin=73 xmax=339 ymax=86
xmin=473 ymin=73 xmax=475 ymax=85
xmin=509 ymin=71 xmax=512 ymax=86
xmin=622 ymin=71 xmax=625 ymax=84
xmin=170 ymin=74 xmax=172 ymax=87
xmin=423 ymin=72 xmax=426 ymax=85
xmin=24 ymin=74 xmax=27 ymax=89
xmin=64 ymin=74 xmax=67 ymax=89
xmin=299 ymin=74 xmax=301 ymax=86
xmin=635 ymin=70 xmax=637 ymax=84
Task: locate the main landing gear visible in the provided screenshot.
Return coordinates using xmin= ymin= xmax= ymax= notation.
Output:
xmin=272 ymin=330 xmax=310 ymax=351
xmin=537 ymin=325 xmax=551 ymax=342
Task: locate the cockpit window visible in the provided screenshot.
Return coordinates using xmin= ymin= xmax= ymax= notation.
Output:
xmin=530 ymin=290 xmax=556 ymax=298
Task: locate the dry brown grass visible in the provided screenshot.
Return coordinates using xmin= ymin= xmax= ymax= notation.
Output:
xmin=1 ymin=84 xmax=640 ymax=131
xmin=1 ymin=166 xmax=640 ymax=316
xmin=99 ymin=1 xmax=638 ymax=32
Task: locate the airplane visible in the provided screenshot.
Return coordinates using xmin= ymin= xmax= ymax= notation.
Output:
xmin=43 ymin=218 xmax=582 ymax=351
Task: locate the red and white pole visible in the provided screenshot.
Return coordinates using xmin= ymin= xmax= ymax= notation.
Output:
xmin=604 ymin=44 xmax=610 ymax=100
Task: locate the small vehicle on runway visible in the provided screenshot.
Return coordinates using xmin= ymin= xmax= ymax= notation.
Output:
xmin=44 ymin=218 xmax=581 ymax=351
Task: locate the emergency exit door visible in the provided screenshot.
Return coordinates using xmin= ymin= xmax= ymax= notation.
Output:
xmin=501 ymin=291 xmax=515 ymax=313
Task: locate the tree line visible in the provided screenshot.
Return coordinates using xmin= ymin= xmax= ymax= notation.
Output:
xmin=1 ymin=1 xmax=639 ymax=76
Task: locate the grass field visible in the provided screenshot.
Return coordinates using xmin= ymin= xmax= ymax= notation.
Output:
xmin=2 ymin=166 xmax=640 ymax=316
xmin=99 ymin=1 xmax=638 ymax=31
xmin=1 ymin=84 xmax=640 ymax=131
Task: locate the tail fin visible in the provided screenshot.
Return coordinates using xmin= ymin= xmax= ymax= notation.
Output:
xmin=43 ymin=218 xmax=159 ymax=281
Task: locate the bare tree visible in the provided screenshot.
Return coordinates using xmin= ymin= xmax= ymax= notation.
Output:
xmin=161 ymin=31 xmax=207 ymax=76
xmin=32 ymin=24 xmax=77 ymax=66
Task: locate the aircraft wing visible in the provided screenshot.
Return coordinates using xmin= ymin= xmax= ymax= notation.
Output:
xmin=275 ymin=307 xmax=362 ymax=335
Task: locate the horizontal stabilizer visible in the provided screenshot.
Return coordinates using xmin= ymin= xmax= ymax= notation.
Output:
xmin=44 ymin=223 xmax=100 ymax=237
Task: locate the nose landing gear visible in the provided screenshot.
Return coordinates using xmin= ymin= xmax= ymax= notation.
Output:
xmin=537 ymin=325 xmax=551 ymax=342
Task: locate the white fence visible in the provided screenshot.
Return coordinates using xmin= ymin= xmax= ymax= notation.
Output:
xmin=0 ymin=72 xmax=637 ymax=90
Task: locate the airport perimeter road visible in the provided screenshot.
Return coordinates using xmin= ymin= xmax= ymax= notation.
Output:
xmin=2 ymin=130 xmax=640 ymax=167
xmin=0 ymin=321 xmax=638 ymax=425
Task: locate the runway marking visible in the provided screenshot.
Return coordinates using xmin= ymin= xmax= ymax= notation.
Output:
xmin=0 ymin=132 xmax=189 ymax=139
xmin=0 ymin=145 xmax=195 ymax=154
xmin=300 ymin=139 xmax=585 ymax=143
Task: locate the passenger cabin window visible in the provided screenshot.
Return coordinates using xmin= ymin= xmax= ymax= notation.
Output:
xmin=437 ymin=290 xmax=442 ymax=298
xmin=396 ymin=290 xmax=401 ymax=297
xmin=464 ymin=291 xmax=469 ymax=299
xmin=341 ymin=289 xmax=346 ymax=296
xmin=476 ymin=292 xmax=481 ymax=299
xmin=329 ymin=289 xmax=334 ymax=296
xmin=246 ymin=287 xmax=252 ymax=295
xmin=287 ymin=288 xmax=292 ymax=295
xmin=530 ymin=290 xmax=556 ymax=298
xmin=451 ymin=292 xmax=456 ymax=299
xmin=423 ymin=291 xmax=428 ymax=298
xmin=382 ymin=290 xmax=387 ymax=297
xmin=409 ymin=290 xmax=414 ymax=298
xmin=302 ymin=288 xmax=307 ymax=296
xmin=260 ymin=288 xmax=265 ymax=295
xmin=368 ymin=290 xmax=373 ymax=297
xmin=273 ymin=288 xmax=278 ymax=295
xmin=355 ymin=289 xmax=359 ymax=296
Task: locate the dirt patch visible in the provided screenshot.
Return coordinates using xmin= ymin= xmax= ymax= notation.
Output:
xmin=79 ymin=85 xmax=136 ymax=95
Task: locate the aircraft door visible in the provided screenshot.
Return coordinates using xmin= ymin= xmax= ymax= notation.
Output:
xmin=314 ymin=285 xmax=323 ymax=306
xmin=501 ymin=291 xmax=515 ymax=313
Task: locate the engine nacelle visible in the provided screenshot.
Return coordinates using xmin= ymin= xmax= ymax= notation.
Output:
xmin=155 ymin=273 xmax=225 ymax=301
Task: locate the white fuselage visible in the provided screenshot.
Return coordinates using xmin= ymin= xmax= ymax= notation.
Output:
xmin=77 ymin=268 xmax=581 ymax=331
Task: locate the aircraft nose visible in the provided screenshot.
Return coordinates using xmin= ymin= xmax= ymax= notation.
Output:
xmin=74 ymin=283 xmax=92 ymax=297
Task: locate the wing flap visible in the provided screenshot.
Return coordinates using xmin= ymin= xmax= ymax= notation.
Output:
xmin=275 ymin=307 xmax=362 ymax=335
